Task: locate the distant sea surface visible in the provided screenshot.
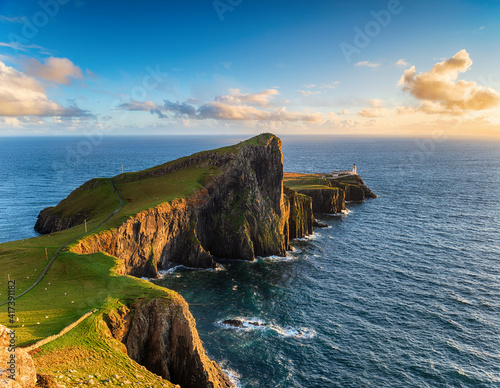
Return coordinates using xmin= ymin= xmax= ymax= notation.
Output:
xmin=1 ymin=135 xmax=499 ymax=387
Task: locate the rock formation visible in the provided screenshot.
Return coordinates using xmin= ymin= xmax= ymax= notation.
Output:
xmin=105 ymin=297 xmax=233 ymax=388
xmin=0 ymin=325 xmax=37 ymax=388
xmin=69 ymin=135 xmax=313 ymax=277
xmin=284 ymin=187 xmax=313 ymax=238
xmin=293 ymin=187 xmax=345 ymax=214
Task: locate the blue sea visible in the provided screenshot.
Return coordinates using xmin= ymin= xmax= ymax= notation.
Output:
xmin=1 ymin=135 xmax=499 ymax=387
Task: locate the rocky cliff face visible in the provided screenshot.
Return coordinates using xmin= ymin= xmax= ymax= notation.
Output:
xmin=284 ymin=187 xmax=313 ymax=238
xmin=293 ymin=187 xmax=346 ymax=214
xmin=195 ymin=136 xmax=288 ymax=260
xmin=341 ymin=176 xmax=377 ymax=201
xmin=72 ymin=198 xmax=214 ymax=277
xmin=71 ymin=135 xmax=308 ymax=277
xmin=105 ymin=296 xmax=233 ymax=388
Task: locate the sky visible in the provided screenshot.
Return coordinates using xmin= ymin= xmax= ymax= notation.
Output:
xmin=0 ymin=0 xmax=500 ymax=138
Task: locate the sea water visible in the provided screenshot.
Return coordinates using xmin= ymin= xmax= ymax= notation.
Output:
xmin=0 ymin=136 xmax=499 ymax=387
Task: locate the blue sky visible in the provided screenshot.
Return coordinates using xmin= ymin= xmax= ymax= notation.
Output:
xmin=1 ymin=0 xmax=499 ymax=137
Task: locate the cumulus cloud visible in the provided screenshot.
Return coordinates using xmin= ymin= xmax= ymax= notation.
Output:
xmin=354 ymin=60 xmax=380 ymax=69
xmin=0 ymin=61 xmax=89 ymax=117
xmin=24 ymin=57 xmax=83 ymax=85
xmin=120 ymin=89 xmax=323 ymax=122
xmin=398 ymin=49 xmax=500 ymax=114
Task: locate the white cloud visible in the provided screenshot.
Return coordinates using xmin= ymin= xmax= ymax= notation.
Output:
xmin=0 ymin=42 xmax=50 ymax=54
xmin=215 ymin=89 xmax=279 ymax=107
xmin=396 ymin=59 xmax=409 ymax=67
xmin=354 ymin=60 xmax=380 ymax=69
xmin=24 ymin=57 xmax=83 ymax=85
xmin=297 ymin=90 xmax=321 ymax=96
xmin=0 ymin=61 xmax=89 ymax=117
xmin=398 ymin=49 xmax=500 ymax=115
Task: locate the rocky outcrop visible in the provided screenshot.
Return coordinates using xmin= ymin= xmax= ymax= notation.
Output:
xmin=71 ymin=135 xmax=306 ymax=277
xmin=284 ymin=186 xmax=313 ymax=239
xmin=294 ymin=187 xmax=345 ymax=214
xmin=340 ymin=176 xmax=377 ymax=201
xmin=106 ymin=297 xmax=233 ymax=388
xmin=0 ymin=325 xmax=37 ymax=388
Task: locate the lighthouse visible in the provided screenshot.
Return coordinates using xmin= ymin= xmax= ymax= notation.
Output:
xmin=352 ymin=164 xmax=357 ymax=174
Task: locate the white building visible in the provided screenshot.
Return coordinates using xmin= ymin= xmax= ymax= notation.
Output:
xmin=332 ymin=164 xmax=357 ymax=177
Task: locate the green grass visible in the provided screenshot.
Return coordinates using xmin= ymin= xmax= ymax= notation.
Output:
xmin=284 ymin=172 xmax=362 ymax=191
xmin=45 ymin=178 xmax=119 ymax=221
xmin=0 ymin=249 xmax=172 ymax=345
xmin=114 ymin=166 xmax=215 ymax=223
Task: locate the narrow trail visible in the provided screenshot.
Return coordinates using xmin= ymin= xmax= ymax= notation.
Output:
xmin=0 ymin=178 xmax=124 ymax=306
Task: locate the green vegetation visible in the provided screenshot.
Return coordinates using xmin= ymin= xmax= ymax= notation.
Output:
xmin=284 ymin=172 xmax=360 ymax=191
xmin=45 ymin=178 xmax=119 ymax=222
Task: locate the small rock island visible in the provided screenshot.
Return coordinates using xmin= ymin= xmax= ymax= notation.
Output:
xmin=2 ymin=134 xmax=374 ymax=388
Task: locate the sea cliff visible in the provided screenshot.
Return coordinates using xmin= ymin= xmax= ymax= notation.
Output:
xmin=29 ymin=134 xmax=374 ymax=387
xmin=38 ymin=134 xmax=313 ymax=278
xmin=105 ymin=297 xmax=232 ymax=388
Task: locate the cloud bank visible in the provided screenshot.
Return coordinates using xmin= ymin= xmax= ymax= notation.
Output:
xmin=120 ymin=89 xmax=323 ymax=122
xmin=398 ymin=49 xmax=500 ymax=115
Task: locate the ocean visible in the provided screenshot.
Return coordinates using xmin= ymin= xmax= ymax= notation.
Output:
xmin=1 ymin=135 xmax=499 ymax=387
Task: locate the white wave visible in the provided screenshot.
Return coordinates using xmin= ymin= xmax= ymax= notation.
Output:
xmin=295 ymin=232 xmax=321 ymax=241
xmin=156 ymin=263 xmax=226 ymax=277
xmin=221 ymin=366 xmax=244 ymax=388
xmin=218 ymin=318 xmax=316 ymax=339
xmin=269 ymin=325 xmax=316 ymax=339
xmin=259 ymin=252 xmax=297 ymax=262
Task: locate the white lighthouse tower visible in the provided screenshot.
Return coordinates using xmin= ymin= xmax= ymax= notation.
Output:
xmin=352 ymin=164 xmax=357 ymax=174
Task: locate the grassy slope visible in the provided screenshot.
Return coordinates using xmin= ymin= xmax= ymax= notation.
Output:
xmin=0 ymin=133 xmax=275 ymax=384
xmin=283 ymin=172 xmax=358 ymax=191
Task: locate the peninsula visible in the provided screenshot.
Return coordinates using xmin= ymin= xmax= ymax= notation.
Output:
xmin=0 ymin=134 xmax=374 ymax=388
